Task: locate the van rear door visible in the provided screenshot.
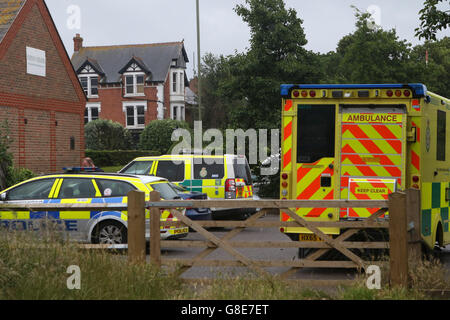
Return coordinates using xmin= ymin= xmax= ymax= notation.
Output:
xmin=339 ymin=105 xmax=406 ymax=218
xmin=233 ymin=156 xmax=253 ymax=199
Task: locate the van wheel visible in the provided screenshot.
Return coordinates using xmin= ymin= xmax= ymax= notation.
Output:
xmin=92 ymin=220 xmax=127 ymax=244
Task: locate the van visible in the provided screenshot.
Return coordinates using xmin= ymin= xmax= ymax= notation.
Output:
xmin=119 ymin=154 xmax=255 ymax=220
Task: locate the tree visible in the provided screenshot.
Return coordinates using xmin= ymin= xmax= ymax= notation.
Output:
xmin=139 ymin=119 xmax=191 ymax=155
xmin=332 ymin=7 xmax=413 ymax=84
xmin=415 ymin=0 xmax=450 ymax=41
xmin=212 ymin=0 xmax=321 ymax=131
xmin=408 ymin=37 xmax=450 ymax=97
xmin=85 ymin=119 xmax=133 ymax=150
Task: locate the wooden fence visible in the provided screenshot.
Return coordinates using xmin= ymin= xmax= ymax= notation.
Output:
xmin=0 ymin=189 xmax=422 ymax=287
xmin=137 ymin=189 xmax=421 ymax=287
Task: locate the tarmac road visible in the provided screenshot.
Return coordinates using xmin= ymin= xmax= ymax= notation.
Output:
xmin=155 ymin=212 xmax=450 ymax=284
xmin=158 ymin=213 xmax=368 ymax=282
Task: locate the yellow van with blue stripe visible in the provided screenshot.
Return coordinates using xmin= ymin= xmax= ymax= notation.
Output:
xmin=0 ymin=171 xmax=188 ymax=244
xmin=119 ymin=154 xmax=255 ymax=220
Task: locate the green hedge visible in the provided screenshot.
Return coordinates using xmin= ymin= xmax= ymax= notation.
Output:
xmin=85 ymin=150 xmax=160 ymax=167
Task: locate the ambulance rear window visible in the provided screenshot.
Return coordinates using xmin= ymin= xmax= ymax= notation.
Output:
xmin=233 ymin=158 xmax=253 ymax=185
xmin=297 ymin=105 xmax=335 ymax=163
xmin=193 ymin=158 xmax=224 ymax=179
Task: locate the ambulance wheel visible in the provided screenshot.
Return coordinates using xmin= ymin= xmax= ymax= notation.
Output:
xmin=92 ymin=220 xmax=127 ymax=244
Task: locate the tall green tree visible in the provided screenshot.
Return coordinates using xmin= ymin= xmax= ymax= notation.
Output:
xmin=408 ymin=37 xmax=450 ymax=97
xmin=332 ymin=7 xmax=413 ymax=84
xmin=415 ymin=0 xmax=450 ymax=41
xmin=206 ymin=0 xmax=321 ymax=131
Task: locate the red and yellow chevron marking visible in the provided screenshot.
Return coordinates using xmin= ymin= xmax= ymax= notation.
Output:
xmin=346 ymin=178 xmax=395 ymax=217
xmin=282 ymin=100 xmax=294 ymax=171
xmin=286 ymin=158 xmax=334 ymax=219
xmin=235 ymin=179 xmax=253 ymax=198
xmin=410 ymin=119 xmax=421 ymax=175
xmin=340 ymin=113 xmax=404 ymax=218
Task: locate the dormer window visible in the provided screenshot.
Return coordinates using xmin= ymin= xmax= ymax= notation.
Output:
xmin=122 ymin=63 xmax=146 ymax=96
xmin=79 ymin=75 xmax=98 ymax=97
xmin=78 ymin=65 xmax=99 ymax=98
xmin=125 ymin=73 xmax=145 ymax=96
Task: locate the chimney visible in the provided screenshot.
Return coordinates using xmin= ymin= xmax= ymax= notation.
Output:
xmin=73 ymin=33 xmax=83 ymax=52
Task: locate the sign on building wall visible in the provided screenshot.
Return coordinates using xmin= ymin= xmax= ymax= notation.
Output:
xmin=26 ymin=47 xmax=46 ymax=77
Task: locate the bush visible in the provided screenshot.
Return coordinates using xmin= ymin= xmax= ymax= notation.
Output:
xmin=85 ymin=119 xmax=133 ymax=150
xmin=139 ymin=119 xmax=191 ymax=154
xmin=85 ymin=150 xmax=160 ymax=167
xmin=5 ymin=167 xmax=35 ymax=188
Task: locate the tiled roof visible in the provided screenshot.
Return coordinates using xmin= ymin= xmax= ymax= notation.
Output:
xmin=0 ymin=0 xmax=26 ymax=43
xmin=71 ymin=42 xmax=188 ymax=83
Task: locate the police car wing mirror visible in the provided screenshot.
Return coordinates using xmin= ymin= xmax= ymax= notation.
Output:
xmin=0 ymin=192 xmax=7 ymax=201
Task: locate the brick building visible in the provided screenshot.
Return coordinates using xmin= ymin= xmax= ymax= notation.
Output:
xmin=70 ymin=35 xmax=190 ymax=141
xmin=0 ymin=0 xmax=87 ymax=174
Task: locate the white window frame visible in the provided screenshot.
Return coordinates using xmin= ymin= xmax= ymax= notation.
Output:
xmin=172 ymin=104 xmax=185 ymax=121
xmin=123 ymin=72 xmax=145 ymax=97
xmin=79 ymin=74 xmax=99 ymax=98
xmin=172 ymin=71 xmax=178 ymax=94
xmin=85 ymin=103 xmax=101 ymax=124
xmin=179 ymin=71 xmax=184 ymax=94
xmin=122 ymin=102 xmax=147 ymax=129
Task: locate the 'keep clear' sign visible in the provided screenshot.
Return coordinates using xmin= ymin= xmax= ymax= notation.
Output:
xmin=26 ymin=47 xmax=46 ymax=77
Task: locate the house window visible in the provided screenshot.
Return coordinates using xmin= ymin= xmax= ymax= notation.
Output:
xmin=123 ymin=103 xmax=147 ymax=128
xmin=179 ymin=71 xmax=184 ymax=93
xmin=124 ymin=73 xmax=145 ymax=96
xmin=79 ymin=75 xmax=99 ymax=98
xmin=172 ymin=72 xmax=178 ymax=93
xmin=173 ymin=106 xmax=178 ymax=120
xmin=84 ymin=104 xmax=101 ymax=124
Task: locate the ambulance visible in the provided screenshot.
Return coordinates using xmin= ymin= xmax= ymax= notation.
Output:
xmin=279 ymin=84 xmax=450 ymax=254
xmin=119 ymin=154 xmax=255 ymax=220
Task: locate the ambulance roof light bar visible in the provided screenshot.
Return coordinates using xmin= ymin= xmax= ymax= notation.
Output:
xmin=281 ymin=83 xmax=427 ymax=98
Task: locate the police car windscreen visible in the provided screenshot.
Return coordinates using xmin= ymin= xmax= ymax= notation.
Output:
xmin=297 ymin=104 xmax=335 ymax=163
xmin=150 ymin=182 xmax=179 ymax=200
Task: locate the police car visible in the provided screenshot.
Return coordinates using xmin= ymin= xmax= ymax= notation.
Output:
xmin=0 ymin=168 xmax=189 ymax=244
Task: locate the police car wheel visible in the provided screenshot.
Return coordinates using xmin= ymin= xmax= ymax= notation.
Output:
xmin=92 ymin=221 xmax=127 ymax=244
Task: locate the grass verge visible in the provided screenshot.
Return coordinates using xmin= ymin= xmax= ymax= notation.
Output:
xmin=0 ymin=232 xmax=448 ymax=300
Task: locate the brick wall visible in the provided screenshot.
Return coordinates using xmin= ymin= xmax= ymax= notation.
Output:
xmin=0 ymin=4 xmax=79 ymax=102
xmin=88 ymin=84 xmax=160 ymax=127
xmin=0 ymin=0 xmax=86 ymax=174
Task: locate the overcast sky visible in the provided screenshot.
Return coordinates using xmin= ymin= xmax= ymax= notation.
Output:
xmin=45 ymin=0 xmax=449 ymax=79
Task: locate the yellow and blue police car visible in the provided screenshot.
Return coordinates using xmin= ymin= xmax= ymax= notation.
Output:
xmin=0 ymin=168 xmax=189 ymax=244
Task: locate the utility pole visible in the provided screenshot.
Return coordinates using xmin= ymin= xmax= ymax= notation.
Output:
xmin=196 ymin=0 xmax=202 ymax=121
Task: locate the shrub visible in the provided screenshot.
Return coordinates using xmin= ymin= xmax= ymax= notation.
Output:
xmin=139 ymin=119 xmax=191 ymax=154
xmin=5 ymin=167 xmax=35 ymax=188
xmin=85 ymin=119 xmax=133 ymax=150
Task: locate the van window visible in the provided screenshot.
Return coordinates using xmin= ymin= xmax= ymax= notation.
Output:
xmin=193 ymin=158 xmax=224 ymax=179
xmin=121 ymin=161 xmax=153 ymax=175
xmin=437 ymin=110 xmax=446 ymax=161
xmin=297 ymin=105 xmax=335 ymax=163
xmin=156 ymin=160 xmax=185 ymax=181
xmin=233 ymin=158 xmax=253 ymax=184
